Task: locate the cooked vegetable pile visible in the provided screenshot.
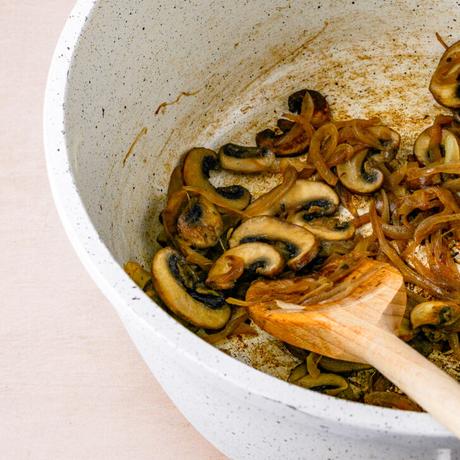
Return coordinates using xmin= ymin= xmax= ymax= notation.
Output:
xmin=125 ymin=38 xmax=460 ymax=410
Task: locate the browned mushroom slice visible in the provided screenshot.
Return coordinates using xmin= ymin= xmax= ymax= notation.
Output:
xmin=367 ymin=125 xmax=400 ymax=161
xmin=183 ymin=147 xmax=251 ymax=210
xmin=336 ymin=148 xmax=384 ymax=194
xmin=152 ymin=247 xmax=231 ymax=329
xmin=177 ymin=196 xmax=224 ymax=248
xmin=228 ymin=216 xmax=318 ymax=271
xmin=206 ymin=242 xmax=285 ymax=290
xmin=280 ymin=180 xmax=339 ymax=216
xmin=414 ymin=127 xmax=460 ymax=165
xmin=218 ymin=143 xmax=276 ymax=173
xmin=288 ymin=89 xmax=331 ymax=126
xmin=410 ymin=301 xmax=460 ymax=331
xmin=288 ymin=213 xmax=355 ymax=241
xmin=430 ymin=40 xmax=460 ymax=109
xmin=246 ymin=179 xmax=339 ymax=217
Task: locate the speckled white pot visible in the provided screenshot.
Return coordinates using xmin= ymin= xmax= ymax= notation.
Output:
xmin=45 ymin=1 xmax=460 ymax=458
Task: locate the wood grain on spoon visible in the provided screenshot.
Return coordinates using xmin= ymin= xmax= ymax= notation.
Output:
xmin=248 ymin=259 xmax=460 ymax=438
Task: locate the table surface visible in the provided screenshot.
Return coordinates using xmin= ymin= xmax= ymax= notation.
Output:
xmin=0 ymin=2 xmax=226 ymax=458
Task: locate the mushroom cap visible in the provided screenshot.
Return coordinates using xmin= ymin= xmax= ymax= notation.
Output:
xmin=430 ymin=40 xmax=460 ymax=109
xmin=228 ymin=216 xmax=318 ymax=271
xmin=336 ymin=148 xmax=384 ymax=194
xmin=152 ymin=247 xmax=231 ymax=329
xmin=183 ymin=147 xmax=251 ymax=210
xmin=206 ymin=242 xmax=285 ymax=290
xmin=288 ymin=213 xmax=355 ymax=241
xmin=414 ymin=127 xmax=460 ymax=165
xmin=177 ymin=196 xmax=224 ymax=248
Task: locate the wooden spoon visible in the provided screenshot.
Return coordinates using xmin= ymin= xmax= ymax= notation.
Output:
xmin=247 ymin=259 xmax=460 ymax=437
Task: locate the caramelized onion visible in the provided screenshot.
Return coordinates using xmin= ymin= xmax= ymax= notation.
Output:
xmin=364 ymin=392 xmax=421 ymax=411
xmin=413 ymin=213 xmax=460 ymax=245
xmin=407 ymin=161 xmax=460 ymax=180
xmin=370 ymin=201 xmax=451 ymax=299
xmin=382 ymin=223 xmax=414 ymax=240
xmin=244 ymin=166 xmax=297 ymax=217
xmin=308 ymin=123 xmax=339 ymax=185
xmin=183 ymin=186 xmax=248 ymax=216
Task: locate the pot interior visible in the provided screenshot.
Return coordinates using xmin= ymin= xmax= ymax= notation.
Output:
xmin=64 ymin=0 xmax=458 ymax=380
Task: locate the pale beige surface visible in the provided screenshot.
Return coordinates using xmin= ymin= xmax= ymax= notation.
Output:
xmin=0 ymin=2 xmax=225 ymax=459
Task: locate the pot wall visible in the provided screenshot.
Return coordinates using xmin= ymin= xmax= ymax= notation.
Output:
xmin=45 ymin=0 xmax=460 ymax=458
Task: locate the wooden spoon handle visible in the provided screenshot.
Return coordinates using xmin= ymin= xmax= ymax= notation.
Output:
xmin=354 ymin=328 xmax=460 ymax=437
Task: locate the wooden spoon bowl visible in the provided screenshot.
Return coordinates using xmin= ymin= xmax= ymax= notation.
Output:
xmin=247 ymin=259 xmax=460 ymax=438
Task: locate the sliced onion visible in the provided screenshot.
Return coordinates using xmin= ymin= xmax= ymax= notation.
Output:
xmin=370 ymin=201 xmax=451 ymax=299
xmin=197 ymin=308 xmax=250 ymax=344
xmin=336 ymin=182 xmax=358 ymax=217
xmin=379 ymin=189 xmax=390 ymax=223
xmin=449 ymin=333 xmax=460 ymax=359
xmin=353 ymin=213 xmax=370 ymax=227
xmin=382 ymin=223 xmax=414 ymax=240
xmin=162 ymin=189 xmax=188 ymax=239
xmin=244 ymin=166 xmax=297 ymax=217
xmin=167 ymin=165 xmax=184 ymax=198
xmin=308 ymin=123 xmax=339 ymax=185
xmin=334 ymin=117 xmax=381 ymax=129
xmin=352 ymin=120 xmax=382 ymax=149
xmin=406 ymin=161 xmax=460 ymax=180
xmin=183 ymin=186 xmax=248 ymax=216
xmin=326 ymin=142 xmax=355 ymax=165
xmin=300 ymin=91 xmax=315 ymax=123
xmin=413 ymin=213 xmax=460 ymax=245
xmin=364 ymin=392 xmax=421 ymax=411
xmin=176 ymin=238 xmax=213 ymax=269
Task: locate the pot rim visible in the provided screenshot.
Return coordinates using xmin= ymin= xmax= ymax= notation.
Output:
xmin=44 ymin=0 xmax=452 ymax=439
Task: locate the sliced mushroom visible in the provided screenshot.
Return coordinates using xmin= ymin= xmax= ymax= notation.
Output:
xmin=218 ymin=143 xmax=276 ymax=173
xmin=414 ymin=127 xmax=460 ymax=165
xmin=336 ymin=148 xmax=384 ymax=193
xmin=177 ymin=196 xmax=224 ymax=248
xmin=246 ymin=179 xmax=339 ymax=218
xmin=367 ymin=125 xmax=400 ymax=161
xmin=183 ymin=147 xmax=251 ymax=210
xmin=410 ymin=300 xmax=460 ymax=331
xmin=280 ymin=179 xmax=339 ymax=216
xmin=152 ymin=247 xmax=231 ymax=329
xmin=288 ymin=213 xmax=355 ymax=241
xmin=430 ymin=40 xmax=460 ymax=108
xmin=206 ymin=242 xmax=285 ymax=290
xmin=228 ymin=216 xmax=318 ymax=271
xmin=288 ymin=89 xmax=331 ymax=127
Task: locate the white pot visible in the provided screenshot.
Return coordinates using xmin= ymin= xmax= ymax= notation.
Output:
xmin=44 ymin=1 xmax=460 ymax=458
